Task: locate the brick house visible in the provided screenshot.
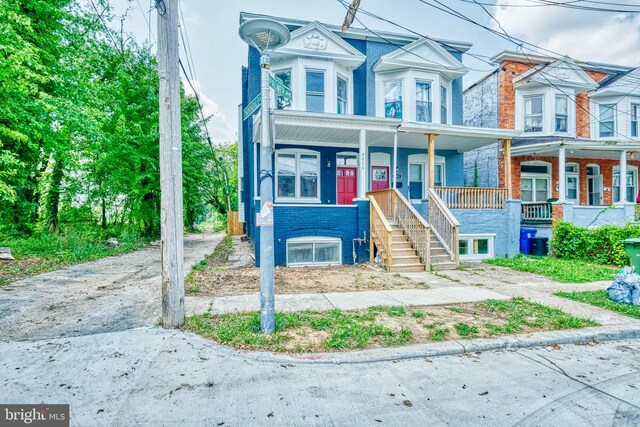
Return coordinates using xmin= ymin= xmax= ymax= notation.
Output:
xmin=239 ymin=13 xmax=521 ymax=271
xmin=464 ymin=51 xmax=640 ymax=236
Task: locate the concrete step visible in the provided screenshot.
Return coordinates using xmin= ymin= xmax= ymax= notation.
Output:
xmin=432 ymin=262 xmax=457 ymax=271
xmin=388 ymin=263 xmax=426 ymax=273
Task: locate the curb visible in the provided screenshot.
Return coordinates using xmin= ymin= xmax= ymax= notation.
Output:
xmin=211 ymin=325 xmax=640 ymax=365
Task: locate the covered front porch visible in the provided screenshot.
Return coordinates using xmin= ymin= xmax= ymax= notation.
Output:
xmin=511 ymin=139 xmax=640 ymax=227
xmin=253 ymin=110 xmax=520 ymax=270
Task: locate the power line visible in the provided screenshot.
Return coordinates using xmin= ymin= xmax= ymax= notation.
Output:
xmin=458 ymin=0 xmax=640 ymax=13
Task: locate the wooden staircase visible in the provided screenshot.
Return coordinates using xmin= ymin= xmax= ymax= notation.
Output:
xmin=368 ymin=188 xmax=459 ymax=273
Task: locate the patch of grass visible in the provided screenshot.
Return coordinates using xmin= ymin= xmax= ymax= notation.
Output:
xmin=0 ymin=225 xmax=148 ymax=284
xmin=454 ymin=322 xmax=479 ymax=338
xmin=430 ymin=328 xmax=450 ymax=341
xmin=185 ymin=235 xmax=234 ymax=294
xmin=484 ymin=255 xmax=617 ymax=283
xmin=556 ymin=290 xmax=640 ymax=319
xmin=369 ymin=305 xmax=405 ymax=317
xmin=186 ymin=285 xmax=201 ymax=294
xmin=410 ymin=310 xmax=425 ymax=319
xmin=477 ymin=297 xmax=598 ymax=331
xmin=447 ymin=307 xmax=464 ymax=313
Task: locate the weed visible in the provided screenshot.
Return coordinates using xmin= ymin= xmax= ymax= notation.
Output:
xmin=484 ymin=255 xmax=616 ymax=283
xmin=430 ymin=328 xmax=450 ymax=341
xmin=556 ymin=290 xmax=640 ymax=319
xmin=368 ymin=305 xmax=405 ymax=317
xmin=454 ymin=322 xmax=479 ymax=338
xmin=447 ymin=307 xmax=464 ymax=313
xmin=410 ymin=310 xmax=426 ymax=319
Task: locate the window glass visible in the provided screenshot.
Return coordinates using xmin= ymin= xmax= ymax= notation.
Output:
xmin=565 ymin=164 xmax=578 ymax=173
xmin=306 ymin=70 xmax=325 ymax=113
xmin=459 ymin=240 xmax=469 ymax=255
xmin=521 ymin=164 xmax=549 ymax=174
xmin=632 ymin=104 xmax=639 ymax=138
xmin=288 ymin=243 xmax=313 ymax=265
xmin=475 ymin=239 xmax=489 ymax=255
xmin=384 ymin=81 xmax=403 ymax=118
xmin=337 ymin=154 xmax=357 ymax=166
xmin=524 ymin=96 xmax=543 ymax=132
xmin=555 ymin=95 xmax=568 ymax=132
xmin=409 ymin=163 xmax=423 ymax=200
xmin=274 ymin=70 xmax=291 ymax=110
xmin=441 ymin=86 xmax=448 ymax=124
xmin=535 ymin=178 xmax=549 ymax=202
xmin=567 ymin=176 xmax=578 ymax=200
xmin=599 ymin=104 xmax=615 ymax=137
xmin=415 ymin=81 xmax=431 ymax=122
xmin=613 ymin=170 xmax=636 ymax=203
xmin=277 ymin=153 xmax=296 ymax=198
xmin=337 ymin=76 xmax=347 ymax=114
xmin=434 ymin=164 xmax=444 ymax=187
xmin=299 ymin=154 xmax=319 ymax=198
xmin=521 ymin=178 xmax=533 ymax=202
xmin=315 ymin=242 xmax=340 ymax=263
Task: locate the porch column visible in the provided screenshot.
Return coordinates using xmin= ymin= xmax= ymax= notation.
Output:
xmin=620 ymin=150 xmax=628 ymax=203
xmin=502 ymin=139 xmax=512 ymax=199
xmin=358 ymin=129 xmax=367 ymax=198
xmin=558 ymin=147 xmax=566 ymax=202
xmin=427 ymin=133 xmax=436 ymax=190
xmin=392 ymin=131 xmax=398 ymax=188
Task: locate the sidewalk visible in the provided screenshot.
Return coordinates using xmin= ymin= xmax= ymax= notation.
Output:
xmin=185 ymin=287 xmax=509 ymax=316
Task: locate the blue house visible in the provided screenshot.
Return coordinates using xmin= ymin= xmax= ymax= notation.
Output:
xmin=239 ymin=12 xmax=521 ymax=271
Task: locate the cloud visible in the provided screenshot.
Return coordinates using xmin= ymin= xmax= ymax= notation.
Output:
xmin=492 ymin=0 xmax=640 ymax=66
xmin=183 ymin=79 xmax=236 ymax=144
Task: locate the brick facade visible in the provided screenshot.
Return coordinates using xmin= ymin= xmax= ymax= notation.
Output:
xmin=511 ymin=156 xmax=640 ymax=206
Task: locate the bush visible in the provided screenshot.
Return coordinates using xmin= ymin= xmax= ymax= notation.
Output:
xmin=553 ymin=221 xmax=640 ymax=267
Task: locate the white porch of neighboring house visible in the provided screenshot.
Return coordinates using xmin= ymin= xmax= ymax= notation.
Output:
xmin=511 ymin=139 xmax=640 ymax=229
xmin=252 ymin=110 xmax=521 ymax=271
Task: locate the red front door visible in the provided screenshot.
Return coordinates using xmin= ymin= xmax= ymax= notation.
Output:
xmin=337 ymin=167 xmax=357 ymax=205
xmin=371 ymin=166 xmax=389 ymax=191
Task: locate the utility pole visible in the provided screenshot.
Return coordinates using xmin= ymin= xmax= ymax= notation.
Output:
xmin=157 ymin=0 xmax=185 ymax=328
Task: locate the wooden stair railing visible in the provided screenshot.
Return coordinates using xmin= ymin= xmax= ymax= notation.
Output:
xmin=368 ymin=193 xmax=394 ymax=268
xmin=428 ymin=188 xmax=460 ymax=267
xmin=368 ymin=188 xmax=431 ymax=269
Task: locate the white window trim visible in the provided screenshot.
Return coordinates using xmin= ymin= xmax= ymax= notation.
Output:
xmin=275 ymin=149 xmax=321 ymax=203
xmin=415 ymin=79 xmax=433 ymax=123
xmin=521 ymin=160 xmax=552 ymax=203
xmin=565 ymin=162 xmax=580 ymax=203
xmin=586 ymin=163 xmax=603 ymax=206
xmin=459 ymin=234 xmax=495 ymax=261
xmin=598 ymin=103 xmax=617 ymax=138
xmin=383 ymin=79 xmax=404 ymax=119
xmin=336 ymin=73 xmax=349 ymax=115
xmin=407 ymin=154 xmax=445 ymax=200
xmin=613 ymin=165 xmax=638 ymax=204
xmin=631 ymin=103 xmax=639 ymax=138
xmin=555 ymin=94 xmax=569 ymax=134
xmin=305 ymin=68 xmax=326 ymax=113
xmin=523 ymin=94 xmax=545 ymax=134
xmin=286 ymin=236 xmax=342 ymax=267
xmin=440 ymin=84 xmax=448 ymax=125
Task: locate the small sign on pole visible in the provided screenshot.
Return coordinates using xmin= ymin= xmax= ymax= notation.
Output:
xmin=242 ymin=94 xmax=262 ymax=120
xmin=256 ymin=202 xmax=274 ymax=226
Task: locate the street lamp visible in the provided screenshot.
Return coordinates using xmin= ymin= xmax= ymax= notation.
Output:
xmin=239 ymin=19 xmax=290 ymax=333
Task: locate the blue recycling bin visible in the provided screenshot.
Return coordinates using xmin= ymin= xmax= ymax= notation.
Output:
xmin=520 ymin=228 xmax=537 ymax=255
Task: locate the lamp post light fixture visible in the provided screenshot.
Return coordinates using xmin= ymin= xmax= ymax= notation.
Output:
xmin=239 ymin=19 xmax=290 ymax=333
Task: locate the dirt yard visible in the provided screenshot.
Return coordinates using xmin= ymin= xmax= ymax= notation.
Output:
xmin=188 ymin=264 xmax=430 ymax=297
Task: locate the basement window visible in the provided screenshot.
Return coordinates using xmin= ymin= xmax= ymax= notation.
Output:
xmin=458 ymin=234 xmax=495 ymax=261
xmin=286 ymin=237 xmax=341 ymax=267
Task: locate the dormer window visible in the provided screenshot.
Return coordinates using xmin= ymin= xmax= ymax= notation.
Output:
xmin=555 ymin=95 xmax=568 ymax=133
xmin=599 ymin=104 xmax=615 ymax=137
xmin=337 ymin=75 xmax=348 ymax=114
xmin=384 ymin=80 xmax=403 ymax=118
xmin=416 ymin=81 xmax=432 ymax=122
xmin=524 ymin=96 xmax=543 ymax=133
xmin=306 ymin=70 xmax=325 ymax=113
xmin=440 ymin=86 xmax=448 ymax=124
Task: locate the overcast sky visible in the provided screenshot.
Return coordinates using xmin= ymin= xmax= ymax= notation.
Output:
xmin=110 ymin=0 xmax=640 ymax=144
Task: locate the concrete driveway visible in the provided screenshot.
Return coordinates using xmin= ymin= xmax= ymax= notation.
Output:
xmin=0 ymin=232 xmax=223 ymax=341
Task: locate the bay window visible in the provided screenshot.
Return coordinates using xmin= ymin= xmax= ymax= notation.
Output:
xmin=524 ymin=96 xmax=543 ymax=133
xmin=337 ymin=76 xmax=348 ymax=114
xmin=276 ymin=150 xmax=320 ymax=201
xmin=599 ymin=103 xmax=615 ymax=137
xmin=384 ymin=80 xmax=403 ymax=118
xmin=415 ymin=81 xmax=431 ymax=122
xmin=440 ymin=85 xmax=448 ymax=124
xmin=555 ymin=95 xmax=568 ymax=133
xmin=306 ymin=70 xmax=325 ymax=113
xmin=274 ymin=69 xmax=292 ymax=110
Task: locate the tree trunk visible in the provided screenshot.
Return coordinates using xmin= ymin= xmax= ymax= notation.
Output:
xmin=101 ymin=197 xmax=107 ymax=229
xmin=46 ymin=152 xmax=64 ymax=233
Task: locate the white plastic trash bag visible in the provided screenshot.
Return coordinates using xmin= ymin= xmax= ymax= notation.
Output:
xmin=607 ymin=267 xmax=640 ymax=305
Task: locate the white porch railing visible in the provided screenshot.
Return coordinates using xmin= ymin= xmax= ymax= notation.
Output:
xmin=435 ymin=186 xmax=508 ymax=209
xmin=521 ymin=202 xmax=552 ymax=222
xmin=428 ymin=188 xmax=460 ymax=265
